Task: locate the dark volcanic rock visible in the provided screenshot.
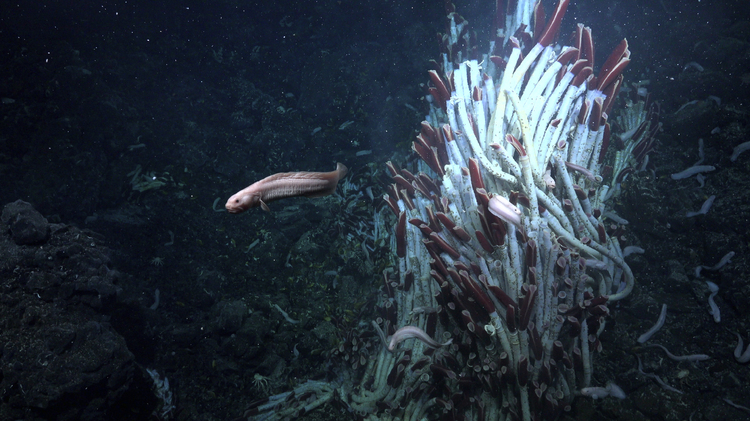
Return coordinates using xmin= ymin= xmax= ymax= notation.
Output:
xmin=1 ymin=199 xmax=49 ymax=245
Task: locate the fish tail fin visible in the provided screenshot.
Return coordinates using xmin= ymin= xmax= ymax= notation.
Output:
xmin=336 ymin=162 xmax=348 ymax=179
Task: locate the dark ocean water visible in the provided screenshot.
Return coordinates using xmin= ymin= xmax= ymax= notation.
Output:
xmin=1 ymin=0 xmax=749 ymax=419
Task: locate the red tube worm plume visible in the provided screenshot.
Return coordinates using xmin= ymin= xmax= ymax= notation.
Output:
xmin=418 ymin=173 xmax=440 ymax=197
xmin=385 ymin=161 xmax=399 ymax=177
xmin=428 ymin=70 xmax=450 ymax=109
xmin=400 ymin=189 xmax=415 ymax=210
xmin=459 ymin=270 xmax=496 ymax=316
xmin=580 ymin=25 xmax=594 ymax=69
xmin=537 ymin=0 xmax=570 ymax=47
xmin=468 ymin=158 xmax=485 ymax=191
xmin=505 ymin=304 xmax=517 ymax=333
xmin=395 ymin=211 xmax=406 ymax=258
xmin=392 ymin=174 xmax=415 ymax=197
xmin=429 ymin=232 xmax=461 ymax=260
xmin=383 ymin=193 xmax=400 ymax=216
xmin=476 ymin=230 xmax=495 ymax=253
xmin=532 ymin=1 xmax=545 ymax=43
xmin=525 ymin=239 xmax=537 ymax=268
xmin=519 ymin=284 xmax=538 ymax=331
xmin=571 ymin=63 xmax=593 ymax=87
xmin=420 ymin=121 xmax=437 ymax=145
xmin=589 ymin=97 xmax=603 ymax=131
xmin=505 ymin=133 xmax=526 ymax=156
xmin=597 ymin=39 xmax=630 ymax=91
xmin=527 ymin=322 xmax=543 ymax=360
xmin=413 ymin=134 xmax=444 ymax=177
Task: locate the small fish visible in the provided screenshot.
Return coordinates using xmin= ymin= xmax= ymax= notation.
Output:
xmin=226 ymin=163 xmax=347 ymax=213
xmin=387 ymin=325 xmax=452 ymax=352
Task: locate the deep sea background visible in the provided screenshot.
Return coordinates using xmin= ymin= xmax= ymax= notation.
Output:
xmin=1 ymin=0 xmax=750 ymax=420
